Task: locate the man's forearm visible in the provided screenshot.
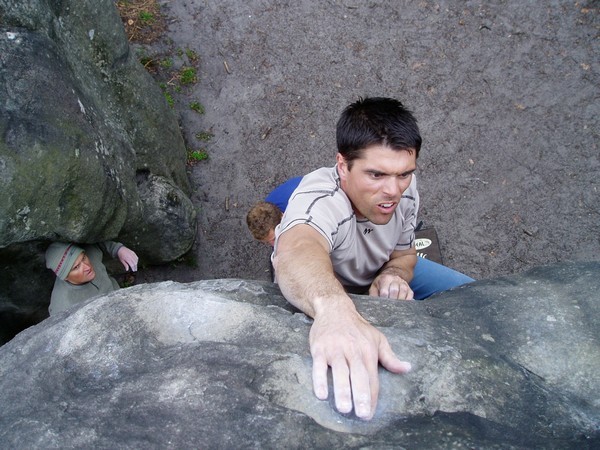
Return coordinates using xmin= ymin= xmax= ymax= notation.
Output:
xmin=273 ymin=225 xmax=352 ymax=318
xmin=275 ymin=242 xmax=348 ymax=317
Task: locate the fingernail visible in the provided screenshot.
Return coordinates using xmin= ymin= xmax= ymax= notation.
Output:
xmin=337 ymin=401 xmax=352 ymax=414
xmin=356 ymin=403 xmax=370 ymax=418
xmin=315 ymin=387 xmax=327 ymax=400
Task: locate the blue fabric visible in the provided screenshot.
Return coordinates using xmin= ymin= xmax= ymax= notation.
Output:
xmin=265 ymin=176 xmax=303 ymax=212
xmin=410 ymin=257 xmax=475 ymax=300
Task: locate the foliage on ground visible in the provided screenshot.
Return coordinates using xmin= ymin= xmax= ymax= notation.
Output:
xmin=186 ymin=149 xmax=209 ymax=165
xmin=115 ymin=0 xmax=200 ymax=90
xmin=115 ymin=0 xmax=166 ymax=44
xmin=115 ymin=0 xmax=209 ymax=166
xmin=115 ymin=0 xmax=201 ymax=107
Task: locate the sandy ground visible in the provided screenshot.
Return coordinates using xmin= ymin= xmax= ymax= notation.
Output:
xmin=134 ymin=0 xmax=599 ymax=286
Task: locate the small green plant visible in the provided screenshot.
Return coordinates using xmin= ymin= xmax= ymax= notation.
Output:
xmin=187 ymin=149 xmax=209 ymax=163
xmin=160 ymin=58 xmax=173 ymax=69
xmin=189 ymin=101 xmax=205 ymax=114
xmin=164 ymin=92 xmax=174 ymax=108
xmin=179 ymin=67 xmax=197 ymax=85
xmin=139 ymin=10 xmax=155 ymax=25
xmin=185 ymin=48 xmax=199 ymax=61
xmin=195 ymin=131 xmax=214 ymax=141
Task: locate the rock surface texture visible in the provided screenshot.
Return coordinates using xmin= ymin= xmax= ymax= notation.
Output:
xmin=0 ymin=262 xmax=598 ymax=449
xmin=0 ymin=0 xmax=196 ymax=332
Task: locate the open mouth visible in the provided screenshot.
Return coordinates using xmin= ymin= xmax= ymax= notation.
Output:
xmin=378 ymin=202 xmax=396 ymax=211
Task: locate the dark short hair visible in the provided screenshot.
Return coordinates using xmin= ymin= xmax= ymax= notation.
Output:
xmin=336 ymin=97 xmax=421 ymax=167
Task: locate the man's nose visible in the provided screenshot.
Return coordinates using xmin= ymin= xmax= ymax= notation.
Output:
xmin=382 ymin=177 xmax=401 ymax=197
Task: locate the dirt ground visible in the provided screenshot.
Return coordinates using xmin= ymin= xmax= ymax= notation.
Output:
xmin=133 ymin=0 xmax=599 ymax=287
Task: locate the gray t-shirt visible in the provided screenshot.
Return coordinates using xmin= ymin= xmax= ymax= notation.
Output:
xmin=274 ymin=166 xmax=419 ymax=287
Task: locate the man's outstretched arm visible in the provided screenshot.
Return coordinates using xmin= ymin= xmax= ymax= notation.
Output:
xmin=273 ymin=224 xmax=411 ymax=419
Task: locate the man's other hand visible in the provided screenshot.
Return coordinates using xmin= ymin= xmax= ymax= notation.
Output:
xmin=369 ymin=272 xmax=414 ymax=300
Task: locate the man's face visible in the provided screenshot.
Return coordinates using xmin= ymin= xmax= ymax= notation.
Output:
xmin=337 ymin=144 xmax=417 ymax=225
xmin=65 ymin=252 xmax=96 ymax=285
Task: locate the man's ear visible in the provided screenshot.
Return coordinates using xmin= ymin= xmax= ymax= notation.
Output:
xmin=336 ymin=153 xmax=348 ymax=179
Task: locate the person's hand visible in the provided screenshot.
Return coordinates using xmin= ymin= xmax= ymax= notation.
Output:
xmin=369 ymin=271 xmax=414 ymax=300
xmin=117 ymin=246 xmax=139 ymax=272
xmin=309 ymin=304 xmax=412 ymax=419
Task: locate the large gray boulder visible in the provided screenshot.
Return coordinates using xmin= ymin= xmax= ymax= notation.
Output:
xmin=0 ymin=262 xmax=597 ymax=449
xmin=0 ymin=0 xmax=197 ymax=329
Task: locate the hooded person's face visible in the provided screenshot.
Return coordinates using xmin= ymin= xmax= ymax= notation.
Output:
xmin=65 ymin=252 xmax=96 ymax=285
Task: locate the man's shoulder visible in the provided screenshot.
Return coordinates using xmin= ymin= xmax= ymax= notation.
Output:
xmin=291 ymin=166 xmax=348 ymax=209
xmin=300 ymin=166 xmax=337 ymax=186
xmin=279 ymin=166 xmax=354 ymax=245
